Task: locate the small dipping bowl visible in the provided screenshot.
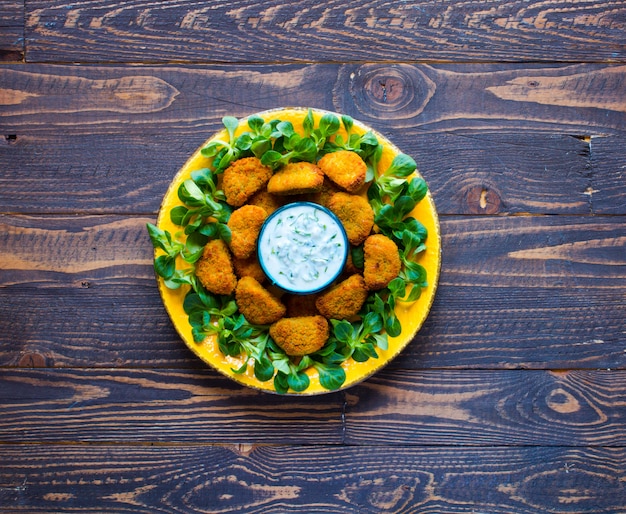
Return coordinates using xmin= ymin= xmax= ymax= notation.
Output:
xmin=257 ymin=202 xmax=348 ymax=295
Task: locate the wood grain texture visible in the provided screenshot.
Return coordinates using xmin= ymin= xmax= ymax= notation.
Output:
xmin=2 ymin=64 xmax=625 ymax=137
xmin=0 ymin=132 xmax=598 ymax=215
xmin=2 ymin=64 xmax=626 ymax=215
xmin=0 ymin=445 xmax=623 ymax=513
xmin=0 ymin=368 xmax=624 ymax=446
xmin=23 ymin=0 xmax=626 ymax=63
xmin=589 ymin=135 xmax=626 ymax=214
xmin=0 ymin=1 xmax=23 ymax=61
xmin=1 ymin=215 xmax=624 ymax=370
xmin=2 ymin=1 xmax=625 ymax=511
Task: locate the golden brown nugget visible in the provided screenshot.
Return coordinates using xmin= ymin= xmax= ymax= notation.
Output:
xmin=195 ymin=239 xmax=237 ymax=295
xmin=266 ymin=161 xmax=324 ymax=195
xmin=223 ymin=156 xmax=273 ymax=207
xmin=270 ymin=315 xmax=329 ymax=356
xmin=235 ymin=276 xmax=286 ymax=325
xmin=232 ymin=254 xmax=266 ymax=283
xmin=227 ymin=205 xmax=267 ymax=259
xmin=284 ymin=293 xmax=320 ymax=318
xmin=247 ymin=190 xmax=284 ymax=215
xmin=328 ymin=192 xmax=374 ymax=246
xmin=315 ymin=274 xmax=368 ymax=320
xmin=363 ymin=234 xmax=402 ymax=290
xmin=317 ymin=150 xmax=367 ymax=193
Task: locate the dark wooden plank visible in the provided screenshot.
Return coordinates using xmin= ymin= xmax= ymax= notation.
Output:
xmin=590 ymin=135 xmax=626 ymax=215
xmin=23 ymin=0 xmax=626 ymax=63
xmin=0 ymin=132 xmax=597 ymax=215
xmin=0 ymin=444 xmax=623 ymax=513
xmin=1 ymin=215 xmax=624 ymax=369
xmin=2 ymin=64 xmax=625 ymax=137
xmin=0 ymin=368 xmax=623 ymax=446
xmin=0 ymin=1 xmax=23 ymax=62
xmin=3 ymin=63 xmax=625 ymax=215
xmin=344 ymin=370 xmax=626 ymax=446
xmin=0 ymin=368 xmax=346 ymax=444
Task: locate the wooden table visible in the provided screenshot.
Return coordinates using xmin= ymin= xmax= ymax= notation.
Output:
xmin=1 ymin=1 xmax=625 ymax=512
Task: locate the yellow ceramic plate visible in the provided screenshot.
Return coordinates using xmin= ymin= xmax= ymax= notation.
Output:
xmin=155 ymin=107 xmax=441 ymax=394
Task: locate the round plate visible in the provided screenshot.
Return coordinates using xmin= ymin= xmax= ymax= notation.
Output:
xmin=155 ymin=107 xmax=441 ymax=394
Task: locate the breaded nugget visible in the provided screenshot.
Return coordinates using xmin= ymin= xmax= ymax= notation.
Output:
xmin=363 ymin=234 xmax=402 ymax=290
xmin=270 ymin=315 xmax=329 ymax=356
xmin=235 ymin=276 xmax=286 ymax=325
xmin=317 ymin=150 xmax=367 ymax=193
xmin=227 ymin=205 xmax=267 ymax=259
xmin=284 ymin=293 xmax=320 ymax=317
xmin=232 ymin=254 xmax=266 ymax=283
xmin=247 ymin=190 xmax=284 ymax=215
xmin=195 ymin=239 xmax=237 ymax=295
xmin=328 ymin=192 xmax=374 ymax=246
xmin=315 ymin=274 xmax=368 ymax=320
xmin=266 ymin=162 xmax=324 ymax=195
xmin=223 ymin=156 xmax=273 ymax=207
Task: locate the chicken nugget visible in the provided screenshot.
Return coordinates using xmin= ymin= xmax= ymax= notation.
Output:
xmin=195 ymin=239 xmax=237 ymax=295
xmin=227 ymin=205 xmax=267 ymax=259
xmin=363 ymin=234 xmax=402 ymax=290
xmin=270 ymin=315 xmax=329 ymax=356
xmin=235 ymin=276 xmax=286 ymax=325
xmin=223 ymin=157 xmax=273 ymax=207
xmin=317 ymin=150 xmax=367 ymax=193
xmin=232 ymin=254 xmax=266 ymax=284
xmin=316 ymin=274 xmax=368 ymax=320
xmin=328 ymin=192 xmax=374 ymax=246
xmin=267 ymin=162 xmax=324 ymax=195
xmin=247 ymin=190 xmax=284 ymax=215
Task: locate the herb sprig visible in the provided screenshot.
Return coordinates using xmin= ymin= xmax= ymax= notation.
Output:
xmin=148 ymin=109 xmax=430 ymax=393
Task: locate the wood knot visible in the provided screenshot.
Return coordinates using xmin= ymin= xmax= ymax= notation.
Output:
xmin=337 ymin=64 xmax=435 ymax=121
xmin=18 ymin=352 xmax=48 ymax=367
xmin=547 ymin=388 xmax=581 ymax=414
xmin=464 ymin=184 xmax=501 ymax=214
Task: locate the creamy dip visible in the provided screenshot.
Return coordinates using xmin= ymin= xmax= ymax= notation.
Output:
xmin=257 ymin=202 xmax=348 ymax=294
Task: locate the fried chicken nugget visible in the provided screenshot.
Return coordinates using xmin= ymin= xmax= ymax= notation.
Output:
xmin=266 ymin=162 xmax=324 ymax=195
xmin=223 ymin=156 xmax=273 ymax=207
xmin=247 ymin=190 xmax=284 ymax=215
xmin=195 ymin=239 xmax=237 ymax=295
xmin=235 ymin=276 xmax=286 ymax=325
xmin=363 ymin=234 xmax=402 ymax=290
xmin=315 ymin=274 xmax=368 ymax=320
xmin=232 ymin=254 xmax=266 ymax=283
xmin=270 ymin=315 xmax=329 ymax=356
xmin=328 ymin=192 xmax=374 ymax=246
xmin=227 ymin=205 xmax=267 ymax=259
xmin=317 ymin=150 xmax=367 ymax=193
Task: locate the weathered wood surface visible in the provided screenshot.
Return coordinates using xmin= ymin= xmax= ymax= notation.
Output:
xmin=2 ymin=1 xmax=626 ymax=512
xmin=0 ymin=1 xmax=23 ymax=62
xmin=23 ymin=0 xmax=626 ymax=63
xmin=2 ymin=64 xmax=625 ymax=217
xmin=1 ymin=214 xmax=624 ymax=370
xmin=2 ymin=64 xmax=625 ymax=136
xmin=0 ymin=445 xmax=623 ymax=514
xmin=1 ymin=368 xmax=624 ymax=446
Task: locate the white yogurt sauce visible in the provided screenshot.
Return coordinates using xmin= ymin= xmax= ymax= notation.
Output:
xmin=257 ymin=202 xmax=348 ymax=294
